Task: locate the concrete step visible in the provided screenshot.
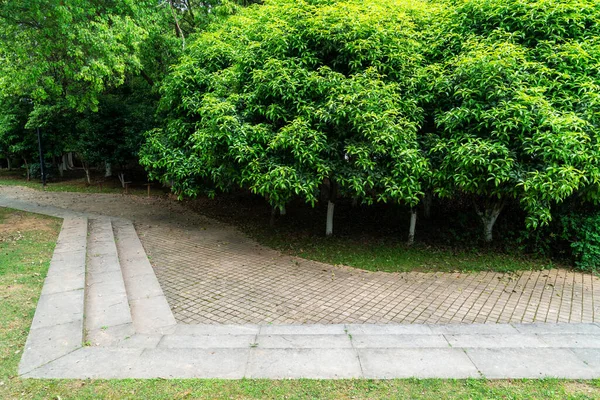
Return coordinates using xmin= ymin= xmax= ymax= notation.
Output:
xmin=85 ymin=218 xmax=135 ymax=345
xmin=19 ymin=216 xmax=88 ymax=375
xmin=112 ymin=219 xmax=176 ymax=334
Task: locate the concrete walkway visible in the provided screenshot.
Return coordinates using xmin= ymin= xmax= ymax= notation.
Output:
xmin=1 ymin=189 xmax=600 ymax=379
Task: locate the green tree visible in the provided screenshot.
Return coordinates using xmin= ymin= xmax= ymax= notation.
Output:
xmin=141 ymin=0 xmax=430 ymax=238
xmin=421 ymin=0 xmax=600 ymax=242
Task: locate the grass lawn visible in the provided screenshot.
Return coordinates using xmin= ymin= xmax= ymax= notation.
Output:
xmin=1 ymin=207 xmax=600 ymax=399
xmin=0 ymin=169 xmax=160 ymax=196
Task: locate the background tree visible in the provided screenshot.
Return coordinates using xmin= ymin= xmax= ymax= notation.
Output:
xmin=141 ymin=0 xmax=430 ymax=238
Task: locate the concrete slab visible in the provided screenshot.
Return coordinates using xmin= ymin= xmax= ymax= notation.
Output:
xmin=358 ymin=348 xmax=480 ymax=378
xmin=119 ymin=272 xmax=164 ymax=300
xmin=346 ymin=324 xmax=434 ymax=335
xmin=159 ymin=334 xmax=256 ymax=349
xmin=86 ymin=292 xmax=133 ymax=331
xmin=352 ymin=334 xmax=449 ymax=348
xmin=430 ymin=324 xmax=519 ymax=335
xmin=570 ymin=348 xmax=600 ymax=370
xmin=257 ymin=334 xmax=352 ymax=349
xmin=537 ymin=334 xmax=600 ymax=348
xmin=47 ymin=250 xmax=86 ymax=272
xmin=23 ymin=348 xmax=144 ymax=379
xmin=173 ymin=324 xmax=260 ymax=336
xmin=129 ymin=296 xmax=177 ymax=334
xmin=31 ymin=290 xmax=84 ymax=329
xmin=87 ymin=323 xmax=136 ymax=346
xmin=18 ymin=320 xmax=83 ymax=375
xmin=445 ymin=334 xmax=548 ymax=348
xmin=130 ymin=348 xmax=250 ymax=378
xmin=41 ymin=272 xmax=85 ymax=296
xmin=260 ymin=324 xmax=346 ymax=335
xmin=86 ymin=270 xmax=124 ymax=286
xmin=116 ymin=334 xmax=163 ymax=349
xmin=512 ymin=323 xmax=600 ymax=334
xmin=246 ymin=348 xmax=362 ymax=379
xmin=466 ymin=348 xmax=598 ymax=379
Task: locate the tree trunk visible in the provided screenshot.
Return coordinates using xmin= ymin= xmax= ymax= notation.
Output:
xmin=58 ymin=163 xmax=64 ymax=177
xmin=6 ymin=157 xmax=11 ymax=171
xmin=408 ymin=208 xmax=417 ymax=246
xmin=326 ymin=201 xmax=335 ymax=237
xmin=67 ymin=152 xmax=75 ymax=169
xmin=325 ymin=179 xmax=338 ymax=236
xmin=82 ymin=161 xmax=91 ymax=185
xmin=118 ymin=172 xmax=126 ymax=188
xmin=23 ymin=158 xmax=29 ymax=181
xmin=279 ymin=205 xmax=286 ymax=216
xmin=475 ymin=200 xmax=505 ymax=243
xmin=270 ymin=207 xmax=277 ymax=227
xmin=423 ymin=192 xmax=432 ymax=219
xmin=105 ymin=162 xmax=112 ymax=177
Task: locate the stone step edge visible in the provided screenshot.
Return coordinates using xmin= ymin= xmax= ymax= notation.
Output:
xmin=112 ymin=219 xmax=177 ymax=335
xmin=84 ymin=218 xmax=135 ymax=346
xmin=18 ymin=216 xmax=88 ymax=375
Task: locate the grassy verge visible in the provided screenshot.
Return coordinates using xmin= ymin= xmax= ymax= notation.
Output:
xmin=0 ymin=169 xmax=162 ymax=196
xmin=188 ymin=196 xmax=560 ymax=274
xmin=1 ymin=207 xmax=599 ymax=399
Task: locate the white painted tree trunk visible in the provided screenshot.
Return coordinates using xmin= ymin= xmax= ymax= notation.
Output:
xmin=408 ymin=209 xmax=417 ymax=246
xmin=475 ymin=201 xmax=505 ymax=243
xmin=326 ymin=201 xmax=335 ymax=236
xmin=58 ymin=163 xmax=64 ymax=177
xmin=104 ymin=162 xmax=112 ymax=177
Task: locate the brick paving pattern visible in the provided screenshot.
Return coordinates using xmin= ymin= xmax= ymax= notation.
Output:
xmin=2 ymin=185 xmax=599 ymax=324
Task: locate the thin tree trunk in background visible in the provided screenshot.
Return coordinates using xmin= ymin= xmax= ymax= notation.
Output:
xmin=23 ymin=158 xmax=29 ymax=181
xmin=408 ymin=208 xmax=417 ymax=246
xmin=105 ymin=162 xmax=112 ymax=177
xmin=270 ymin=207 xmax=277 ymax=227
xmin=67 ymin=152 xmax=75 ymax=169
xmin=279 ymin=205 xmax=286 ymax=216
xmin=82 ymin=161 xmax=91 ymax=185
xmin=6 ymin=158 xmax=11 ymax=170
xmin=423 ymin=192 xmax=432 ymax=219
xmin=118 ymin=172 xmax=126 ymax=188
xmin=326 ymin=201 xmax=335 ymax=237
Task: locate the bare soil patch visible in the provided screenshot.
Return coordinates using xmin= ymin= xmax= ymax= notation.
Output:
xmin=0 ymin=211 xmax=57 ymax=239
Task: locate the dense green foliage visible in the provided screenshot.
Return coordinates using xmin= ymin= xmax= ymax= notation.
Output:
xmin=141 ymin=0 xmax=429 ymax=212
xmin=421 ymin=0 xmax=600 ymax=240
xmin=1 ymin=0 xmax=599 ymax=268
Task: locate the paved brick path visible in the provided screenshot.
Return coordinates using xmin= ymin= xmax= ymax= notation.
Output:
xmin=1 ymin=185 xmax=599 ymax=325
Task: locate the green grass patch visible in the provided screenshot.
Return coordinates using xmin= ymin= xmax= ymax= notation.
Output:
xmin=0 ymin=174 xmax=159 ymax=196
xmin=1 ymin=207 xmax=599 ymax=398
xmin=260 ymin=236 xmax=554 ymax=273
